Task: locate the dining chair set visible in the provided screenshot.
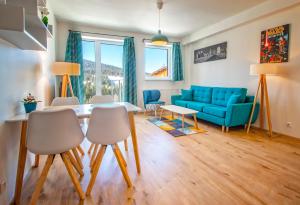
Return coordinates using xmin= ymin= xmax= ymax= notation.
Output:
xmin=26 ymin=96 xmax=133 ymax=204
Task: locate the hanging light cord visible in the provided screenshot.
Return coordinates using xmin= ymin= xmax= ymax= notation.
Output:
xmin=158 ymin=8 xmax=161 ymax=31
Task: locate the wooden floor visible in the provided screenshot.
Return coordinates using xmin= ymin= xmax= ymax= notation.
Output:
xmin=20 ymin=114 xmax=300 ymax=205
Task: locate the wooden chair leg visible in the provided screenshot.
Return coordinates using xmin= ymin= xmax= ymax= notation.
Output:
xmin=86 ymin=145 xmax=107 ymax=196
xmin=66 ymin=151 xmax=84 ymax=176
xmin=124 ymin=139 xmax=128 ymax=152
xmin=90 ymin=144 xmax=99 ymax=167
xmin=72 ymin=148 xmax=83 ymax=169
xmin=88 ymin=143 xmax=95 ymax=155
xmin=226 ymin=127 xmax=229 ymax=133
xmin=77 ymin=145 xmax=85 ymax=156
xmin=115 ymin=144 xmax=127 ymax=167
xmin=113 ymin=144 xmax=132 ymax=188
xmin=61 ymin=153 xmax=85 ymax=200
xmin=33 ymin=154 xmax=40 ymax=168
xmin=29 ymin=155 xmax=55 ymax=205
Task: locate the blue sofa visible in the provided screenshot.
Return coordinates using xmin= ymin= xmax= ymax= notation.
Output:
xmin=171 ymin=85 xmax=259 ymax=131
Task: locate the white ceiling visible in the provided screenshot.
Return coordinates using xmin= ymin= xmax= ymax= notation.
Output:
xmin=50 ymin=0 xmax=266 ymax=38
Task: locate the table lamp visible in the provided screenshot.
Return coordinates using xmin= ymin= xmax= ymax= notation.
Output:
xmin=52 ymin=62 xmax=80 ymax=97
xmin=247 ymin=63 xmax=278 ymax=137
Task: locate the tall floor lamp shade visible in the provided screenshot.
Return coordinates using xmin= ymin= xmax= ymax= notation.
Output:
xmin=247 ymin=63 xmax=278 ymax=137
xmin=52 ymin=62 xmax=80 ymax=97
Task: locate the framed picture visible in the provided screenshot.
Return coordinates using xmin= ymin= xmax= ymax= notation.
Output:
xmin=194 ymin=42 xmax=227 ymax=64
xmin=260 ymin=24 xmax=289 ymax=63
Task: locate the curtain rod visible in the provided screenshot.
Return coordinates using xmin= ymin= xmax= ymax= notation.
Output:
xmin=69 ymin=30 xmax=133 ymax=38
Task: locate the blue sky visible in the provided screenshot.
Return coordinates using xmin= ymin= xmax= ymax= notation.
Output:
xmin=82 ymin=40 xmax=167 ymax=72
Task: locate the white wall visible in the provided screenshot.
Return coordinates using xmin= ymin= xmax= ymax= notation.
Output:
xmin=184 ymin=5 xmax=300 ymax=138
xmin=0 ymin=4 xmax=56 ymax=204
xmin=56 ymin=21 xmax=185 ymax=107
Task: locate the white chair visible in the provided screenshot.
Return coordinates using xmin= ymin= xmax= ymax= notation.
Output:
xmin=86 ymin=105 xmax=132 ymax=196
xmin=88 ymin=95 xmax=129 ymax=160
xmin=51 ymin=97 xmax=85 ymax=157
xmin=89 ymin=95 xmax=114 ymax=104
xmin=26 ymin=109 xmax=85 ymax=204
xmin=51 ymin=97 xmax=80 ymax=106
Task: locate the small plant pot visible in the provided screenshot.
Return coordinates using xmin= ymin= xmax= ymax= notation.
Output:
xmin=24 ymin=102 xmax=37 ymax=113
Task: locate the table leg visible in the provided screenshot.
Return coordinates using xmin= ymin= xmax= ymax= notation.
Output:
xmin=182 ymin=114 xmax=185 ymax=129
xmin=193 ymin=114 xmax=199 ymax=130
xmin=128 ymin=112 xmax=141 ymax=174
xmin=159 ymin=109 xmax=164 ymax=120
xmin=13 ymin=121 xmax=28 ymax=205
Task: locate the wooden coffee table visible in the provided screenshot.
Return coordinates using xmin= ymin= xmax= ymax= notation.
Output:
xmin=160 ymin=105 xmax=199 ymax=129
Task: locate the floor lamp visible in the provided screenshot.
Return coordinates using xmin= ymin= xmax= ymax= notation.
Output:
xmin=247 ymin=64 xmax=278 ymax=137
xmin=52 ymin=62 xmax=80 ymax=97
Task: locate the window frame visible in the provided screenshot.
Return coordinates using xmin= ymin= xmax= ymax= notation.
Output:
xmin=82 ymin=36 xmax=124 ymax=102
xmin=144 ymin=43 xmax=172 ymax=81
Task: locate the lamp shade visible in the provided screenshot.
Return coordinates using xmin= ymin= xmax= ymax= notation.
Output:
xmin=250 ymin=64 xmax=279 ymax=76
xmin=52 ymin=62 xmax=80 ymax=76
xmin=151 ymin=30 xmax=169 ymax=46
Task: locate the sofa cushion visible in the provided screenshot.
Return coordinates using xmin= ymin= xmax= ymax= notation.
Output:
xmin=175 ymin=100 xmax=191 ymax=107
xmin=186 ymin=102 xmax=208 ymax=112
xmin=181 ymin=89 xmax=193 ymax=101
xmin=212 ymin=87 xmax=247 ymax=107
xmin=227 ymin=95 xmax=240 ymax=106
xmin=191 ymin=85 xmax=213 ymax=103
xmin=203 ymin=106 xmax=227 ymax=118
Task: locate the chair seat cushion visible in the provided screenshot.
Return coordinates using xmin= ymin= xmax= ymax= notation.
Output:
xmin=148 ymin=100 xmax=165 ymax=105
xmin=186 ymin=102 xmax=208 ymax=112
xmin=175 ymin=100 xmax=192 ymax=107
xmin=203 ymin=106 xmax=227 ymax=118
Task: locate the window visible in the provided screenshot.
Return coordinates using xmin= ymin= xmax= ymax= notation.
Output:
xmin=144 ymin=44 xmax=172 ymax=80
xmin=82 ymin=38 xmax=123 ymax=103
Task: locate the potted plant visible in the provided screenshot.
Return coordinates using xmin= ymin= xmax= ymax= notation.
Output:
xmin=40 ymin=7 xmax=49 ymax=27
xmin=22 ymin=93 xmax=41 ymax=113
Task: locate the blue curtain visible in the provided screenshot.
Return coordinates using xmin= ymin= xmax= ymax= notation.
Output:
xmin=123 ymin=37 xmax=137 ymax=105
xmin=65 ymin=31 xmax=85 ymax=103
xmin=172 ymin=42 xmax=184 ymax=81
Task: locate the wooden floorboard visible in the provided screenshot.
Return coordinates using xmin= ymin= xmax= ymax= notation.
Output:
xmin=20 ymin=114 xmax=300 ymax=205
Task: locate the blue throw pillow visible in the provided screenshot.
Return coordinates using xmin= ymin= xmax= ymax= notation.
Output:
xmin=181 ymin=89 xmax=193 ymax=101
xmin=227 ymin=95 xmax=240 ymax=106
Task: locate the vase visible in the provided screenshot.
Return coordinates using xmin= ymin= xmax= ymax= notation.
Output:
xmin=24 ymin=102 xmax=37 ymax=113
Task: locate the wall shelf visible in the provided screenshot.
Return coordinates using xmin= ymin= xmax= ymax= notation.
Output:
xmin=0 ymin=2 xmax=52 ymax=51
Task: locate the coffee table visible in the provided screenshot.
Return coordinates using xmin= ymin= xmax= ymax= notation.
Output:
xmin=160 ymin=105 xmax=199 ymax=129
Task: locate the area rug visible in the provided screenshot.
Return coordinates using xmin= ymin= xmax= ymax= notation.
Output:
xmin=148 ymin=115 xmax=207 ymax=137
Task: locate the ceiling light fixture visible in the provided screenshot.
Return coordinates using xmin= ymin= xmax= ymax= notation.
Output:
xmin=151 ymin=0 xmax=169 ymax=46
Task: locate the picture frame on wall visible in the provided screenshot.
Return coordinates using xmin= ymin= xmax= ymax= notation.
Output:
xmin=260 ymin=24 xmax=289 ymax=63
xmin=194 ymin=42 xmax=227 ymax=64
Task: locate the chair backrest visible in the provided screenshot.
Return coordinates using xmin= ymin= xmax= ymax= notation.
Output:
xmin=90 ymin=95 xmax=114 ymax=104
xmin=86 ymin=106 xmax=130 ymax=145
xmin=26 ymin=109 xmax=84 ymax=155
xmin=143 ymin=90 xmax=161 ymax=107
xmin=51 ymin=97 xmax=80 ymax=106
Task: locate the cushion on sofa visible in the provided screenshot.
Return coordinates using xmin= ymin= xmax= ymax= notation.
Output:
xmin=181 ymin=89 xmax=193 ymax=101
xmin=175 ymin=100 xmax=191 ymax=107
xmin=186 ymin=101 xmax=208 ymax=111
xmin=203 ymin=106 xmax=227 ymax=118
xmin=227 ymin=95 xmax=240 ymax=106
xmin=191 ymin=86 xmax=213 ymax=103
xmin=212 ymin=87 xmax=247 ymax=107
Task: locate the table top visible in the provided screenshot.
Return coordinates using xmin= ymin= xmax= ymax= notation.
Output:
xmin=160 ymin=105 xmax=198 ymax=115
xmin=6 ymin=102 xmax=142 ymax=122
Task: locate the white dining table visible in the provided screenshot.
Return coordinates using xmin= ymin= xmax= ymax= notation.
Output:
xmin=6 ymin=102 xmax=142 ymax=205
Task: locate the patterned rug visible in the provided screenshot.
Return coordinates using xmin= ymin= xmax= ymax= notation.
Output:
xmin=148 ymin=115 xmax=207 ymax=137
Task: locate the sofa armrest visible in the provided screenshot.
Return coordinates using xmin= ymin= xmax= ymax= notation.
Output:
xmin=225 ymin=103 xmax=260 ymax=127
xmin=171 ymin=95 xmax=182 ymax=105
